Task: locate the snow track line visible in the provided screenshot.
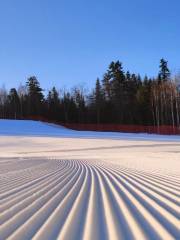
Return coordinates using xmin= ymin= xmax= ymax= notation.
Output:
xmin=0 ymin=158 xmax=179 ymax=240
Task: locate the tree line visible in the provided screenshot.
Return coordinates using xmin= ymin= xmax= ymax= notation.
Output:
xmin=0 ymin=59 xmax=180 ymax=127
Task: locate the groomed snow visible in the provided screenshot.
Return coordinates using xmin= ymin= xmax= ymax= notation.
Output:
xmin=0 ymin=120 xmax=179 ymax=239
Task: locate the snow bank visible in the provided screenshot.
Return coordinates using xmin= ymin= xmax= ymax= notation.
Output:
xmin=0 ymin=119 xmax=179 ymax=141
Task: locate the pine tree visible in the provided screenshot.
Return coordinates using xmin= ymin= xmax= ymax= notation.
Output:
xmin=94 ymin=78 xmax=104 ymax=123
xmin=26 ymin=76 xmax=44 ymax=116
xmin=72 ymin=87 xmax=86 ymax=123
xmin=108 ymin=61 xmax=125 ymax=123
xmin=102 ymin=73 xmax=111 ymax=101
xmin=8 ymin=88 xmax=20 ymax=119
xmin=47 ymin=87 xmax=60 ymax=120
xmin=158 ymin=58 xmax=170 ymax=82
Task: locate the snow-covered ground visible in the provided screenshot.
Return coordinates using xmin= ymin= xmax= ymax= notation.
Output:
xmin=0 ymin=120 xmax=179 ymax=239
xmin=0 ymin=119 xmax=180 ymax=141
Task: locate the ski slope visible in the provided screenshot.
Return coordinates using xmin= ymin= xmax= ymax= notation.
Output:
xmin=0 ymin=120 xmax=179 ymax=240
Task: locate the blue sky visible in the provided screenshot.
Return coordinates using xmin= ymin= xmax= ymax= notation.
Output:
xmin=0 ymin=0 xmax=179 ymax=91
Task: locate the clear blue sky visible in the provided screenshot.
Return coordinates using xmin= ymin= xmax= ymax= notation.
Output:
xmin=0 ymin=0 xmax=179 ymax=91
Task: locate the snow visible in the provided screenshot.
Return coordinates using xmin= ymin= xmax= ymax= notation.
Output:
xmin=0 ymin=119 xmax=180 ymax=141
xmin=0 ymin=120 xmax=179 ymax=239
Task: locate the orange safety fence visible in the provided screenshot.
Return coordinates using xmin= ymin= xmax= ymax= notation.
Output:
xmin=19 ymin=116 xmax=180 ymax=135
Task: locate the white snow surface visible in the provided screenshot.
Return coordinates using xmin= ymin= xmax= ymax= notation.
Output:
xmin=0 ymin=120 xmax=179 ymax=240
